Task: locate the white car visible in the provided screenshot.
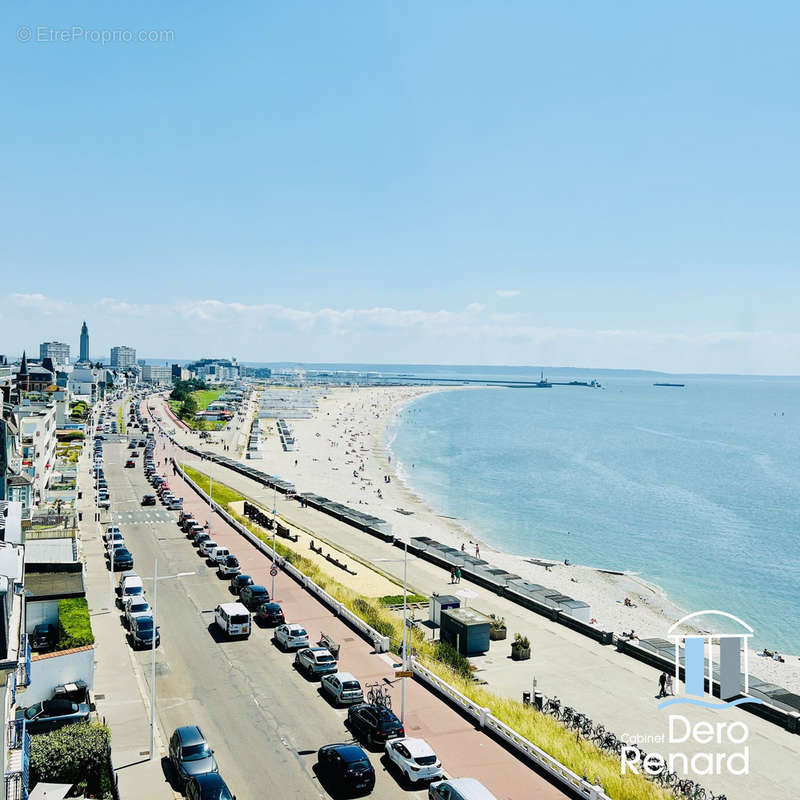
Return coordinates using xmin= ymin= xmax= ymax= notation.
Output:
xmin=209 ymin=546 xmax=230 ymax=564
xmin=198 ymin=539 xmax=218 ymax=557
xmin=274 ymin=623 xmax=309 ymax=650
xmin=124 ymin=598 xmax=151 ymax=627
xmin=386 ymin=737 xmax=443 ymax=785
xmin=320 ymin=672 xmax=364 ymax=706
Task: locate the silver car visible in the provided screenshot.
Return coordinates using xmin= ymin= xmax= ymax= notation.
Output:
xmin=321 ymin=671 xmax=364 ymax=705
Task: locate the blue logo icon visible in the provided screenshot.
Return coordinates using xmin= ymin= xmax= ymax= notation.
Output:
xmin=659 ymin=610 xmax=763 ymax=711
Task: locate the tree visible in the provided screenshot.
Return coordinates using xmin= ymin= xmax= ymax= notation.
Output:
xmin=179 ymin=395 xmax=198 ymax=420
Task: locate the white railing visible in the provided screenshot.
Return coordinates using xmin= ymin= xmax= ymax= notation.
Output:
xmin=410 ymin=659 xmax=610 ymax=799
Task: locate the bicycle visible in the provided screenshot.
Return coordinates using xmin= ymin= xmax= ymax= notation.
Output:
xmin=365 ymin=683 xmax=392 ymax=710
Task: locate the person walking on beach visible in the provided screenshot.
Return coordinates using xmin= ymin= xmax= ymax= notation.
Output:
xmin=657 ymin=672 xmax=668 ymax=698
xmin=475 ymin=544 xmax=480 ymax=558
xmin=460 ymin=543 xmax=465 ymax=552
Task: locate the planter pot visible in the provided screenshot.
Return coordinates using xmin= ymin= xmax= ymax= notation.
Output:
xmin=490 ymin=628 xmax=507 ymax=641
xmin=511 ymin=646 xmax=531 ymax=661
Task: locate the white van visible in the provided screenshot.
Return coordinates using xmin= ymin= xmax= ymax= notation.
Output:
xmin=215 ymin=602 xmax=251 ymax=639
xmin=428 ymin=778 xmax=498 ymax=800
xmin=209 ymin=546 xmax=230 ymax=565
xmin=120 ymin=576 xmax=145 ymax=606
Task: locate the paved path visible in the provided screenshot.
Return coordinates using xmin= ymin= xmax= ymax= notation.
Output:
xmin=142 ymin=398 xmax=568 ymax=800
xmin=149 ymin=395 xmax=800 ymax=800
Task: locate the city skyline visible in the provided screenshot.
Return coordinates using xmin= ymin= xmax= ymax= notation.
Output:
xmin=4 ymin=3 xmax=800 ymax=373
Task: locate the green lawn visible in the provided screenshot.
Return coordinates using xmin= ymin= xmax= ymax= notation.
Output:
xmin=170 ymin=387 xmax=228 ymax=430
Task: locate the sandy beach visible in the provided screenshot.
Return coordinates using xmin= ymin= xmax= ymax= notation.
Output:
xmin=252 ymin=385 xmax=800 ymax=693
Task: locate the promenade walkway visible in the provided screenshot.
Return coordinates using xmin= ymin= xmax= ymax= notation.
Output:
xmin=153 ymin=396 xmax=799 ymax=800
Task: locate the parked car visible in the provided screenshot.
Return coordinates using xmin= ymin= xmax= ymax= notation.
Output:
xmin=185 ymin=773 xmax=235 ymax=800
xmin=16 ymin=699 xmax=91 ymax=733
xmin=274 ymin=623 xmax=309 ymax=650
xmin=321 ymin=672 xmax=363 ymax=706
xmin=187 ymin=523 xmax=205 ymax=539
xmin=239 ymin=584 xmax=269 ymax=610
xmin=31 ymin=623 xmax=56 ymax=652
xmin=214 ymin=603 xmax=251 ymax=638
xmin=385 ymin=737 xmax=443 ymax=785
xmin=194 ymin=533 xmax=211 ymax=550
xmin=347 ymin=703 xmax=405 ymax=748
xmin=198 ymin=539 xmax=218 ymax=557
xmin=141 ymin=494 xmax=157 ymax=505
xmin=209 ymin=546 xmax=231 ymax=565
xmin=169 ymin=726 xmax=219 ymax=786
xmin=124 ymin=598 xmax=151 ymax=628
xmin=103 ymin=527 xmax=123 ymax=544
xmin=130 ymin=615 xmax=160 ymax=649
xmin=219 ymin=555 xmax=241 ymax=576
xmin=254 ymin=602 xmax=284 ymax=626
xmin=166 ymin=497 xmax=184 ymax=510
xmin=428 ymin=778 xmax=497 ymax=800
xmin=98 ymin=496 xmax=111 ymax=510
xmin=230 ymin=574 xmax=253 ymax=594
xmin=294 ymin=647 xmax=338 ymax=679
xmin=119 ymin=576 xmax=144 ymax=606
xmin=316 ymin=744 xmax=375 ymax=796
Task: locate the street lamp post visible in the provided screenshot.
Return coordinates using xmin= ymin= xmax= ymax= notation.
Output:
xmin=145 ymin=559 xmax=194 ymax=760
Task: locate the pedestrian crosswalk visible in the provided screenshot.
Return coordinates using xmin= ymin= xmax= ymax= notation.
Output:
xmin=112 ymin=510 xmax=174 ymax=524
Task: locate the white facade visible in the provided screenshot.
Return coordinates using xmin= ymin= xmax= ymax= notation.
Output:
xmin=18 ymin=403 xmax=57 ymax=500
xmin=142 ymin=364 xmax=172 ymax=384
xmin=68 ymin=367 xmax=99 ymax=402
xmin=39 ymin=341 xmax=70 ymax=366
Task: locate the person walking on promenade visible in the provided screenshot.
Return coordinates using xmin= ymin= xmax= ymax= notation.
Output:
xmin=460 ymin=543 xmax=465 ymax=552
xmin=658 ymin=672 xmax=668 ymax=698
xmin=455 ymin=567 xmax=462 ymax=584
xmin=665 ymin=673 xmax=674 ymax=695
xmin=450 ymin=567 xmax=456 ymax=584
xmin=475 ymin=544 xmax=480 ymax=558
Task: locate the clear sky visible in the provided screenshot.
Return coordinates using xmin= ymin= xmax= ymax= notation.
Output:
xmin=3 ymin=1 xmax=799 ymax=373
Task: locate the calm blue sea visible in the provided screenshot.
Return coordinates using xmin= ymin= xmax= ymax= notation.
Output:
xmin=386 ymin=376 xmax=800 ymax=653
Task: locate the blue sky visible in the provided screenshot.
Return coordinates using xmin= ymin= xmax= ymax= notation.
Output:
xmin=2 ymin=1 xmax=799 ymax=373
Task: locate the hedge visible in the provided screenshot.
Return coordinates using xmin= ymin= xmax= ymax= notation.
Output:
xmin=56 ymin=598 xmax=95 ymax=650
xmin=30 ymin=722 xmax=112 ymax=797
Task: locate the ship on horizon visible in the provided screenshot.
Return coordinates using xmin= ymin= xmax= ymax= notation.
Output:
xmin=653 ymin=382 xmax=685 ymax=387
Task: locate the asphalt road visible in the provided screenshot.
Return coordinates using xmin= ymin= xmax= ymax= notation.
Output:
xmin=103 ymin=430 xmax=422 ymax=800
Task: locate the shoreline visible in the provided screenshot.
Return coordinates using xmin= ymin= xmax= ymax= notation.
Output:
xmin=255 ymin=385 xmax=800 ymax=692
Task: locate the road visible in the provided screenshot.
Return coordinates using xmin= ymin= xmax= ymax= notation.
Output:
xmin=103 ymin=425 xmax=427 ymax=799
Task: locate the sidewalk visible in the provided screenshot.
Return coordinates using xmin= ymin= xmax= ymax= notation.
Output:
xmin=76 ymin=414 xmax=174 ymax=799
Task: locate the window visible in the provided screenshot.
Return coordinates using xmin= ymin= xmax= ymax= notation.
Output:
xmin=231 ymin=614 xmax=249 ymax=625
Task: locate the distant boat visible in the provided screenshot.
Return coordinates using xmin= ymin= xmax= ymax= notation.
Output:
xmin=653 ymin=382 xmax=685 ymax=387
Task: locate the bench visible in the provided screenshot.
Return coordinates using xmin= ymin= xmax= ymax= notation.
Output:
xmin=319 ymin=632 xmax=341 ymax=659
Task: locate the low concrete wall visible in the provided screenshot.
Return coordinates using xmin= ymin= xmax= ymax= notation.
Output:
xmin=410 ymin=659 xmax=609 ymax=800
xmin=26 ymin=645 xmax=94 ymax=705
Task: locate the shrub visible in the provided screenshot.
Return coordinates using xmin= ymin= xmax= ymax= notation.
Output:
xmin=56 ymin=598 xmax=95 ymax=650
xmin=57 ymin=430 xmax=85 ymax=441
xmin=379 ymin=593 xmax=428 ymax=606
xmin=30 ymin=722 xmax=111 ymax=791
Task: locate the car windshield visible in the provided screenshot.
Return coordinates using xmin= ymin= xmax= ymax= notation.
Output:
xmin=292 ymin=628 xmax=307 ymax=637
xmin=230 ymin=614 xmax=249 ymax=625
xmin=130 ymin=602 xmax=149 ymax=612
xmin=181 ymin=743 xmax=211 ymax=760
xmin=24 ymin=704 xmax=43 ymax=720
xmin=342 ymin=681 xmax=361 ymax=691
xmin=415 ymin=755 xmax=438 ymax=765
xmin=317 ymin=654 xmax=335 ymax=663
xmin=136 ymin=618 xmax=154 ymax=631
xmin=126 ymin=586 xmax=143 ymax=595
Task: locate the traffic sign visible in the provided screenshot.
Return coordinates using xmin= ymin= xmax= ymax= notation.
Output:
xmin=394 ymin=670 xmax=413 ymax=678
xmin=270 ymin=566 xmax=278 ymax=577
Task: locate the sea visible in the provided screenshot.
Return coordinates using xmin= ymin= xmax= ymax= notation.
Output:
xmin=380 ymin=370 xmax=800 ymax=654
